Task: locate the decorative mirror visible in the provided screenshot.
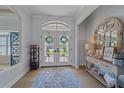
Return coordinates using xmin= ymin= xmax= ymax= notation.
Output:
xmin=94 ymin=17 xmax=123 ymax=54
xmin=0 ymin=6 xmax=21 ymax=71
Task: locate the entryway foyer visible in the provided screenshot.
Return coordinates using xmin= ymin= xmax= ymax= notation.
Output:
xmin=1 ymin=5 xmax=124 ymax=88
xmin=12 ymin=67 xmax=105 ymax=88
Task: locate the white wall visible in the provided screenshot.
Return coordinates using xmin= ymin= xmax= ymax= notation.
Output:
xmin=0 ymin=6 xmax=31 ymax=88
xmin=78 ymin=22 xmax=86 ymax=66
xmin=0 ymin=14 xmax=21 ymax=65
xmin=84 ymin=5 xmax=124 ymax=42
xmin=0 ymin=18 xmax=20 ymax=31
xmin=31 ymin=15 xmax=75 ymax=66
xmin=78 ymin=5 xmax=124 ymax=66
xmin=76 ymin=5 xmax=99 ymax=25
xmin=75 ymin=5 xmax=99 ymax=68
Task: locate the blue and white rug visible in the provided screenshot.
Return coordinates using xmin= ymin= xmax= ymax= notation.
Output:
xmin=32 ymin=68 xmax=81 ymax=88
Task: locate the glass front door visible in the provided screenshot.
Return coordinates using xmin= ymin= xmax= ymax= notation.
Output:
xmin=40 ymin=32 xmax=71 ymax=66
xmin=57 ymin=32 xmax=69 ymax=63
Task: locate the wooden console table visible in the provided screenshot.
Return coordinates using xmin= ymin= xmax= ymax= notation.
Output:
xmin=86 ymin=56 xmax=124 ymax=87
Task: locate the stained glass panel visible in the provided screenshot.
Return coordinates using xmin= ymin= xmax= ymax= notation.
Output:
xmin=59 ymin=35 xmax=69 ymax=62
xmin=44 ymin=35 xmax=54 ymax=63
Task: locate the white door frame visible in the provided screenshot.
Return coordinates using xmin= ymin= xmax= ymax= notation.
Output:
xmin=39 ymin=31 xmax=72 ymax=67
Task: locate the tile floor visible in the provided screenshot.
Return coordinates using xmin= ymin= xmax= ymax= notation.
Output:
xmin=12 ymin=66 xmax=105 ymax=88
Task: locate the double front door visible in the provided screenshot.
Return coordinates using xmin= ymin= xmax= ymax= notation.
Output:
xmin=40 ymin=31 xmax=71 ymax=66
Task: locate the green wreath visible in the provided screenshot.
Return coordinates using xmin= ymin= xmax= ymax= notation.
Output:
xmin=45 ymin=36 xmax=53 ymax=44
xmin=61 ymin=36 xmax=68 ymax=44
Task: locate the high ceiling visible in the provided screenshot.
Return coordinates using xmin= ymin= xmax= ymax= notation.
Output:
xmin=23 ymin=5 xmax=84 ymax=18
xmin=0 ymin=5 xmax=20 ymax=20
xmin=0 ymin=5 xmax=14 ymax=14
xmin=0 ymin=5 xmax=99 ymax=24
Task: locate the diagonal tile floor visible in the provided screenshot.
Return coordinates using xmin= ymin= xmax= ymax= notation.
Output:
xmin=12 ymin=67 xmax=105 ymax=88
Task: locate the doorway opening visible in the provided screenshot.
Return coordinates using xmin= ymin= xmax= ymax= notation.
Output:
xmin=40 ymin=21 xmax=72 ymax=66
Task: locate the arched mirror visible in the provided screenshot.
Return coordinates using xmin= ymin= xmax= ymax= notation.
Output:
xmin=0 ymin=6 xmax=21 ymax=71
xmin=94 ymin=17 xmax=123 ymax=55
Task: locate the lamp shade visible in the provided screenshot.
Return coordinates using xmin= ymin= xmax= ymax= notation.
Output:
xmin=85 ymin=43 xmax=93 ymax=50
xmin=85 ymin=44 xmax=89 ymax=49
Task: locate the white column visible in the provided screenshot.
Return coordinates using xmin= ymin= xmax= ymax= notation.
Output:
xmin=75 ymin=24 xmax=79 ymax=69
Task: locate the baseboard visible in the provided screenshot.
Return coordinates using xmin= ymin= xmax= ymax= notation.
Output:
xmin=79 ymin=65 xmax=86 ymax=70
xmin=5 ymin=68 xmax=30 ymax=88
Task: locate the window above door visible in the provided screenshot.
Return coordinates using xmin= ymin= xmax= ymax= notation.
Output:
xmin=41 ymin=21 xmax=71 ymax=31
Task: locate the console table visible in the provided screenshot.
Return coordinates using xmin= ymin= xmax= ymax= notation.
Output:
xmin=86 ymin=55 xmax=124 ymax=87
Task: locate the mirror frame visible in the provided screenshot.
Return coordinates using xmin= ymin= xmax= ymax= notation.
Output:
xmin=94 ymin=17 xmax=123 ymax=54
xmin=0 ymin=5 xmax=22 ymax=67
xmin=8 ymin=6 xmax=22 ymax=66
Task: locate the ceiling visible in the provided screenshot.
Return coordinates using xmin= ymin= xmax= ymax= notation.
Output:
xmin=0 ymin=5 xmax=14 ymax=14
xmin=0 ymin=5 xmax=99 ymax=24
xmin=23 ymin=5 xmax=84 ymax=18
xmin=0 ymin=5 xmax=20 ymax=20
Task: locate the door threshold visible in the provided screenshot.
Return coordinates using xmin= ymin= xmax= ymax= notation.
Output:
xmin=40 ymin=65 xmax=72 ymax=68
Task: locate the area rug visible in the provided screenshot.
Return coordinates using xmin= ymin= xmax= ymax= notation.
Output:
xmin=32 ymin=68 xmax=81 ymax=88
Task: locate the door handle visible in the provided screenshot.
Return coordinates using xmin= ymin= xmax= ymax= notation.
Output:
xmin=56 ymin=48 xmax=59 ymax=52
xmin=54 ymin=48 xmax=59 ymax=53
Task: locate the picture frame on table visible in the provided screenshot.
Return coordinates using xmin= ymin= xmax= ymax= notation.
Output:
xmin=103 ymin=47 xmax=114 ymax=62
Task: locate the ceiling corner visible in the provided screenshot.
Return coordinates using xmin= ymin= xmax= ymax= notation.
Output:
xmin=76 ymin=5 xmax=100 ymax=25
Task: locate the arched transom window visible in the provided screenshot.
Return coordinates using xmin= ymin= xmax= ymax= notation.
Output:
xmin=42 ymin=21 xmax=71 ymax=31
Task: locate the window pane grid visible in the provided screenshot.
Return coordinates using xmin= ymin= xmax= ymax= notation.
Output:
xmin=0 ymin=46 xmax=6 ymax=55
xmin=0 ymin=32 xmax=10 ymax=55
xmin=42 ymin=22 xmax=71 ymax=31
